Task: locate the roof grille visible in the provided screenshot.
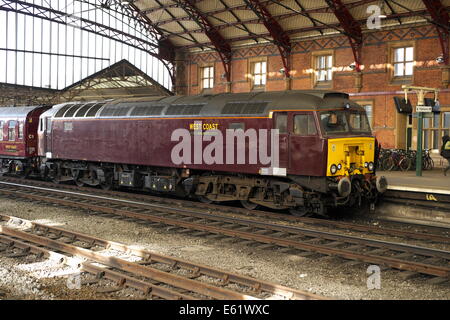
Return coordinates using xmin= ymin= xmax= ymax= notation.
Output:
xmin=85 ymin=103 xmax=105 ymax=117
xmin=55 ymin=104 xmax=75 ymax=118
xmin=74 ymin=103 xmax=95 ymax=117
xmin=222 ymin=101 xmax=267 ymax=115
xmin=100 ymin=105 xmax=132 ymax=117
xmin=166 ymin=104 xmax=203 ymax=115
xmin=130 ymin=105 xmax=164 ymax=116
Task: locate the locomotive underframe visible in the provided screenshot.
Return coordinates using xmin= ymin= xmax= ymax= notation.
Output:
xmin=1 ymin=156 xmax=380 ymax=216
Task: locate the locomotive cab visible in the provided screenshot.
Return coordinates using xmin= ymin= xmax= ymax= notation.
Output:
xmin=318 ymin=104 xmax=387 ymax=206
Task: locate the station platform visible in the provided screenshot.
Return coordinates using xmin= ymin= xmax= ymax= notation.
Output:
xmin=375 ymin=169 xmax=450 ymax=228
xmin=379 ymin=169 xmax=450 ymax=194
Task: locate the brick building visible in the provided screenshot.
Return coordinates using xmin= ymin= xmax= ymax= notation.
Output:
xmin=175 ymin=23 xmax=450 ymax=154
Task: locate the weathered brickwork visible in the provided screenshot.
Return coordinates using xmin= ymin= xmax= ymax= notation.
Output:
xmin=177 ymin=23 xmax=450 ymax=148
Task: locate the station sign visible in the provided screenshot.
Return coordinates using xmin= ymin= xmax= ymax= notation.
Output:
xmin=416 ymin=105 xmax=432 ymax=113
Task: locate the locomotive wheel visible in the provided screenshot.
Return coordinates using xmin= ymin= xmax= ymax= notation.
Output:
xmin=75 ymin=179 xmax=84 ymax=187
xmin=240 ymin=200 xmax=258 ymax=210
xmin=289 ymin=207 xmax=309 ymax=217
xmin=100 ymin=173 xmax=114 ymax=190
xmin=198 ymin=195 xmax=213 ymax=204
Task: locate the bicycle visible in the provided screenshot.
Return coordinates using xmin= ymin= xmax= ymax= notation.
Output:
xmin=382 ymin=149 xmax=411 ymax=171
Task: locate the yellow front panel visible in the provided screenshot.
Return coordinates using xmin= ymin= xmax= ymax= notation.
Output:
xmin=327 ymin=137 xmax=375 ymax=176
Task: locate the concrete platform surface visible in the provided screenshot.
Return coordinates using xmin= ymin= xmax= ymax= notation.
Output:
xmin=378 ymin=169 xmax=450 ymax=193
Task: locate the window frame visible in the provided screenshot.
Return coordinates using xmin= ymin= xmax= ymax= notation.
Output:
xmin=353 ymin=100 xmax=374 ymax=130
xmin=389 ymin=41 xmax=415 ymax=84
xmin=423 ymin=109 xmax=450 ymax=152
xmin=311 ymin=50 xmax=334 ymax=88
xmin=8 ymin=120 xmax=16 ymax=141
xmin=293 ymin=113 xmax=318 ymax=136
xmin=200 ymin=65 xmax=214 ymax=91
xmin=274 ymin=113 xmax=288 ymax=134
xmin=18 ymin=121 xmax=24 ymax=140
xmin=248 ymin=57 xmax=268 ymax=91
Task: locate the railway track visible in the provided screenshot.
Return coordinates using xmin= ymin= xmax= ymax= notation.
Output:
xmin=0 ymin=214 xmax=321 ymax=300
xmin=0 ymin=176 xmax=448 ymax=245
xmin=0 ymin=180 xmax=449 ymax=283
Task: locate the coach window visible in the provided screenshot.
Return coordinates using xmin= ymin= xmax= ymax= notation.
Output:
xmin=275 ymin=114 xmax=287 ymax=134
xmin=8 ymin=120 xmax=16 ymax=141
xmin=294 ymin=114 xmax=317 ymax=135
xmin=18 ymin=122 xmax=24 ymax=139
xmin=0 ymin=121 xmax=3 ymax=140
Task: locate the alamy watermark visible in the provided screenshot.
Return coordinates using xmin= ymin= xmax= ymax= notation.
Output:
xmin=367 ymin=265 xmax=381 ymax=290
xmin=67 ymin=272 xmax=81 ymax=290
xmin=367 ymin=5 xmax=383 ymax=30
xmin=170 ymin=121 xmax=280 ymax=168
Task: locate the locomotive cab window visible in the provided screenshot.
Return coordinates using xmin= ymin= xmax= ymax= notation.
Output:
xmin=320 ymin=111 xmax=349 ymax=134
xmin=293 ymin=114 xmax=317 ymax=135
xmin=8 ymin=120 xmax=16 ymax=141
xmin=348 ymin=112 xmax=371 ymax=133
xmin=275 ymin=114 xmax=287 ymax=134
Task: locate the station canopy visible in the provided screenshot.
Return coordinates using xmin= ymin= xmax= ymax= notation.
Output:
xmin=131 ymin=0 xmax=447 ymax=49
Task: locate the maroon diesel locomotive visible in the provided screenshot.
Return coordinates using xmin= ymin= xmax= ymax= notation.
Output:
xmin=0 ymin=90 xmax=387 ymax=216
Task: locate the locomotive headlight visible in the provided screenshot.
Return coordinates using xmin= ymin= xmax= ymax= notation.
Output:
xmin=364 ymin=162 xmax=368 ymax=168
xmin=368 ymin=162 xmax=375 ymax=171
xmin=337 ymin=163 xmax=342 ymax=170
xmin=330 ymin=164 xmax=338 ymax=175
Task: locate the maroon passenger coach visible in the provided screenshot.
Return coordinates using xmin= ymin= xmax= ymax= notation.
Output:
xmin=0 ymin=106 xmax=49 ymax=175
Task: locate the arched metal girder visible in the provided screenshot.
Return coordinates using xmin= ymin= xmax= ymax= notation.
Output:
xmin=171 ymin=0 xmax=232 ymax=83
xmin=325 ymin=0 xmax=363 ymax=72
xmin=422 ymin=0 xmax=450 ymax=65
xmin=244 ymin=0 xmax=292 ymax=77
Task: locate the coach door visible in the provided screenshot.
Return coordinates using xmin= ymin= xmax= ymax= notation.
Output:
xmin=274 ymin=112 xmax=289 ymax=169
xmin=45 ymin=117 xmax=53 ymax=156
xmin=38 ymin=117 xmax=53 ymax=157
xmin=289 ymin=112 xmax=321 ymax=175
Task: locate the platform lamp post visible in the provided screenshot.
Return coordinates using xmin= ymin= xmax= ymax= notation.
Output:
xmin=402 ymin=85 xmax=440 ymax=177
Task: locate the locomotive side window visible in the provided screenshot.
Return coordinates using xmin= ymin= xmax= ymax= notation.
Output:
xmin=8 ymin=120 xmax=16 ymax=141
xmin=275 ymin=114 xmax=287 ymax=134
xmin=0 ymin=121 xmax=3 ymax=140
xmin=294 ymin=114 xmax=317 ymax=135
xmin=18 ymin=122 xmax=24 ymax=139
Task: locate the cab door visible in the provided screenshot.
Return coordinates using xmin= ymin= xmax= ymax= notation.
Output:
xmin=38 ymin=116 xmax=53 ymax=157
xmin=289 ymin=112 xmax=322 ymax=176
xmin=45 ymin=117 xmax=52 ymax=156
xmin=273 ymin=112 xmax=289 ymax=170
